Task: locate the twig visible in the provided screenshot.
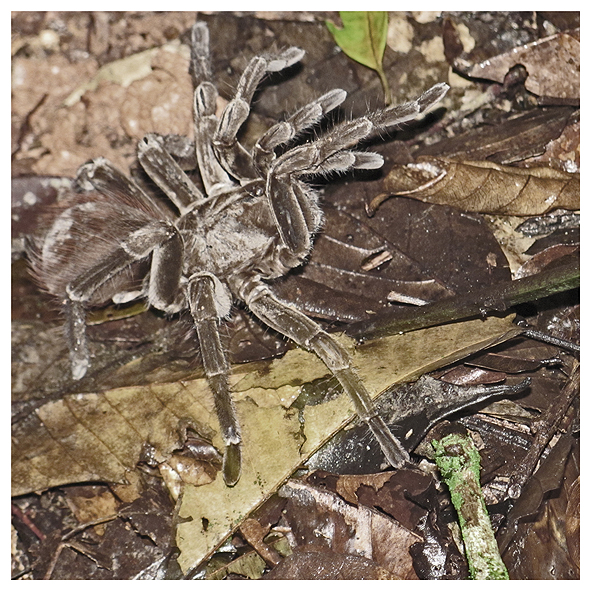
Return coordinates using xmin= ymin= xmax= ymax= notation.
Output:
xmin=506 ymin=360 xmax=579 ymax=499
xmin=346 ymin=257 xmax=579 ymax=340
xmin=11 ymin=503 xmax=46 ymax=541
xmin=433 ymin=431 xmax=509 ymax=580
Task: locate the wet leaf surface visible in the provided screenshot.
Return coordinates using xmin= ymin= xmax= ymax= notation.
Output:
xmin=12 ymin=11 xmax=579 ymax=580
xmin=273 ymin=194 xmax=509 ymax=322
xmin=264 ymin=548 xmax=398 ymax=580
xmin=307 ymin=469 xmax=433 ymax=533
xmin=499 ymin=436 xmax=580 ymax=579
xmin=418 ymin=107 xmax=577 ymax=166
xmin=275 ymin=478 xmax=420 ymax=579
xmin=305 ymin=374 xmax=529 ymax=476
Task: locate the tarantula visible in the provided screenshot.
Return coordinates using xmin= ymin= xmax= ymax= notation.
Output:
xmin=31 ymin=21 xmax=448 ymax=486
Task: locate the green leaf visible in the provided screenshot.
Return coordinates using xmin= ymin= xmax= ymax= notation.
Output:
xmin=326 ymin=11 xmax=391 ymax=103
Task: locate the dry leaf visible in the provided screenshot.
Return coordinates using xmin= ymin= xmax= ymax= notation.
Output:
xmin=459 ymin=31 xmax=580 ymax=104
xmin=380 ymin=157 xmax=579 ymax=216
xmin=174 ymin=314 xmax=517 ymax=574
xmin=277 ymin=479 xmax=419 ymax=578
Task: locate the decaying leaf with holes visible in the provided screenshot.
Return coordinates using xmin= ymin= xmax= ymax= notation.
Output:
xmin=375 ymin=157 xmax=579 ymax=216
xmin=456 ymin=30 xmax=580 ymax=105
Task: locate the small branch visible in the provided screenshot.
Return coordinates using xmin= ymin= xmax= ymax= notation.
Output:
xmin=346 ymin=257 xmax=579 ymax=340
xmin=11 ymin=503 xmax=46 ymax=541
xmin=433 ymin=431 xmax=509 ymax=580
xmin=506 ymin=360 xmax=579 ymax=499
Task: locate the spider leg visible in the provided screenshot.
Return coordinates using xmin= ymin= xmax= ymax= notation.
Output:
xmin=137 ymin=134 xmax=206 ymax=213
xmin=238 ymin=278 xmax=410 ymax=469
xmin=266 ymin=83 xmax=449 ymax=253
xmin=146 ymin=133 xmax=198 ymax=171
xmin=188 ymin=21 xmax=237 ymax=196
xmin=76 ymin=157 xmax=174 ymax=219
xmin=265 ymin=122 xmax=384 ymax=255
xmin=193 ymin=79 xmax=234 ymax=196
xmin=268 ymin=83 xmax=449 ymax=181
xmin=189 ymin=22 xmax=213 ymax=88
xmin=253 ymin=88 xmax=347 ymax=174
xmin=187 ymin=274 xmax=241 ymax=486
xmin=212 ymin=47 xmax=305 ymax=182
xmin=368 ymin=82 xmax=449 ymax=130
xmin=64 ymin=222 xmax=184 ymax=379
xmin=271 ymin=118 xmax=386 ymax=177
xmin=64 ymin=298 xmax=91 ymax=381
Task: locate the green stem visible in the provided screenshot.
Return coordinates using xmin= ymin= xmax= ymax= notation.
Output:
xmin=377 ymin=66 xmax=391 ymax=105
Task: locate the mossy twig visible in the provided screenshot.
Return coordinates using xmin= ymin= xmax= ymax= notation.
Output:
xmin=433 ymin=432 xmax=509 ymax=580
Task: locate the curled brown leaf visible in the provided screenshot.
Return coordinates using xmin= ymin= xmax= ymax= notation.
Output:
xmin=377 ymin=157 xmax=579 ymax=216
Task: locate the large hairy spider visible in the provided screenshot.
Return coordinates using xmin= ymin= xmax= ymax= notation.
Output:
xmin=31 ymin=21 xmax=448 ymax=486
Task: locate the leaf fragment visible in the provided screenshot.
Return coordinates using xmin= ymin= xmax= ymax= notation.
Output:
xmin=176 ymin=315 xmax=517 ymax=574
xmin=276 ymin=478 xmax=419 ymax=578
xmin=326 ymin=12 xmax=391 ymax=103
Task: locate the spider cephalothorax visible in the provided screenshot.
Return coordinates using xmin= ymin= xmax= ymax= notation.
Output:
xmin=31 ymin=21 xmax=448 ymax=485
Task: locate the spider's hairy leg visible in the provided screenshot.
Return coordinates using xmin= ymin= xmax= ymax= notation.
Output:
xmin=267 ymin=82 xmax=450 ymax=183
xmin=368 ymin=82 xmax=449 ymax=130
xmin=188 ymin=20 xmax=235 ymax=195
xmin=253 ymin=88 xmax=347 ymax=173
xmin=64 ymin=298 xmax=90 ymax=380
xmin=193 ymin=78 xmax=234 ymax=196
xmin=149 ymin=133 xmax=199 ymax=171
xmin=271 ymin=118 xmax=385 ymax=178
xmin=265 ymin=121 xmax=383 ymax=254
xmin=137 ymin=134 xmax=206 ymax=213
xmin=212 ymin=47 xmax=305 ymax=181
xmin=144 ymin=228 xmax=184 ymax=313
xmin=64 ymin=222 xmax=184 ymax=379
xmin=239 ymin=279 xmax=411 ymax=469
xmin=264 ymin=84 xmax=449 ymax=253
xmin=189 ymin=21 xmax=212 ymax=88
xmin=187 ymin=274 xmax=241 ymax=486
xmin=266 ymin=174 xmax=315 ymax=256
xmin=63 ymin=247 xmax=139 ymax=380
xmin=77 ymin=157 xmax=173 ymax=219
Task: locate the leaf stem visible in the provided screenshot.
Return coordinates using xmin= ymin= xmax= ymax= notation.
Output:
xmin=377 ymin=66 xmax=392 ymax=105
